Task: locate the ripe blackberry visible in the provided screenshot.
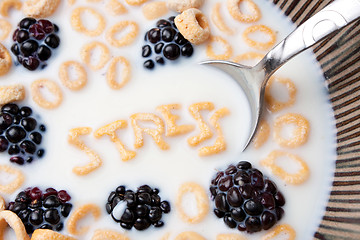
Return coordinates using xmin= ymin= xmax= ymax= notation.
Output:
xmin=210 ymin=161 xmax=285 ymax=233
xmin=142 ymin=16 xmax=194 ymax=69
xmin=106 ymin=185 xmax=171 ymax=231
xmin=11 ymin=18 xmax=60 ymax=71
xmin=7 ymin=187 xmax=72 ymax=234
xmin=0 ymin=103 xmax=46 ymax=165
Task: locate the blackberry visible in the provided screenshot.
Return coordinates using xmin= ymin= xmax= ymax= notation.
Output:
xmin=11 ymin=18 xmax=60 ymax=71
xmin=106 ymin=185 xmax=171 ymax=231
xmin=0 ymin=103 xmax=46 ymax=165
xmin=8 ymin=187 xmax=72 ymax=234
xmin=210 ymin=161 xmax=285 ymax=233
xmin=142 ymin=16 xmax=194 ymax=69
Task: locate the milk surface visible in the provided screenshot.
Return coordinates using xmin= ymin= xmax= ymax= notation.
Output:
xmin=0 ymin=0 xmax=336 ymax=239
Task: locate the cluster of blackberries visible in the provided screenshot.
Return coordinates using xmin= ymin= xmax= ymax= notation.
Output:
xmin=0 ymin=103 xmax=46 ymax=165
xmin=8 ymin=187 xmax=72 ymax=234
xmin=11 ymin=18 xmax=60 ymax=71
xmin=210 ymin=161 xmax=285 ymax=233
xmin=106 ymin=185 xmax=171 ymax=231
xmin=142 ymin=16 xmax=194 ymax=69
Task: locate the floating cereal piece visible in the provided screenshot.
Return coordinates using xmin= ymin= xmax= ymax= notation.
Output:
xmin=59 ymin=61 xmax=87 ymax=91
xmin=68 ymin=0 xmax=76 ymax=5
xmin=227 ymin=0 xmax=261 ymax=23
xmin=67 ymin=204 xmax=101 ymax=235
xmin=262 ymin=224 xmax=296 ymax=240
xmin=206 ymin=36 xmax=233 ymax=60
xmin=81 ymin=41 xmax=110 ymax=71
xmin=142 ymin=1 xmax=168 ymax=20
xmin=0 ymin=84 xmax=25 ymax=106
xmin=175 ymin=231 xmax=206 ymax=240
xmin=243 ymin=25 xmax=276 ymax=50
xmin=187 ymin=102 xmax=214 ymax=147
xmin=216 ymin=234 xmax=247 ymax=240
xmin=71 ymin=7 xmax=106 ymax=37
xmin=167 ymin=0 xmax=204 ymax=13
xmin=31 ymin=79 xmax=63 ymax=109
xmin=176 ymin=182 xmax=209 ymax=224
xmin=0 ymin=43 xmax=12 ymax=76
xmin=106 ymin=0 xmax=127 ymax=15
xmin=31 ymin=229 xmax=77 ymax=240
xmin=106 ymin=21 xmax=139 ymax=48
xmin=199 ymin=108 xmax=230 ymax=156
xmin=265 ymin=77 xmax=297 ymax=112
xmin=23 ymin=0 xmax=60 ymax=18
xmin=68 ymin=127 xmax=103 ymax=176
xmin=233 ymin=51 xmax=263 ymax=65
xmin=156 ymin=104 xmax=195 ymax=137
xmin=252 ymin=120 xmax=270 ymax=149
xmin=125 ymin=0 xmax=148 ymax=6
xmin=106 ymin=56 xmax=131 ymax=90
xmin=0 ymin=196 xmax=5 ymax=211
xmin=260 ymin=150 xmax=310 ymax=185
xmin=130 ymin=113 xmax=170 ymax=150
xmin=273 ymin=113 xmax=310 ymax=148
xmin=0 ymin=210 xmax=30 ymax=240
xmin=175 ymin=8 xmax=210 ymax=45
xmin=0 ymin=0 xmax=22 ymax=17
xmin=0 ymin=165 xmax=24 ymax=194
xmin=94 ymin=120 xmax=136 ymax=161
xmin=0 ymin=19 xmax=11 ymax=41
xmin=91 ymin=229 xmax=129 ymax=240
xmin=211 ymin=3 xmax=233 ymax=35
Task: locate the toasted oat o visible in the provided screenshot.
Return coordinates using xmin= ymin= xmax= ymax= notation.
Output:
xmin=91 ymin=229 xmax=130 ymax=240
xmin=0 ymin=19 xmax=12 ymax=41
xmin=31 ymin=229 xmax=77 ymax=240
xmin=0 ymin=43 xmax=12 ymax=76
xmin=142 ymin=1 xmax=168 ymax=20
xmin=0 ymin=195 xmax=5 ymax=211
xmin=167 ymin=0 xmax=204 ymax=13
xmin=0 ymin=0 xmax=22 ymax=17
xmin=23 ymin=0 xmax=61 ymax=18
xmin=0 ymin=84 xmax=25 ymax=106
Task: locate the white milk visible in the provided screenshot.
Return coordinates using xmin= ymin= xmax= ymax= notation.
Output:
xmin=0 ymin=0 xmax=336 ymax=239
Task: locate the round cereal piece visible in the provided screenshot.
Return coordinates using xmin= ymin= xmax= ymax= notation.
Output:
xmin=262 ymin=224 xmax=296 ymax=240
xmin=125 ymin=0 xmax=148 ymax=6
xmin=0 ymin=0 xmax=22 ymax=17
xmin=261 ymin=150 xmax=310 ymax=185
xmin=265 ymin=76 xmax=297 ymax=112
xmin=0 ymin=165 xmax=24 ymax=194
xmin=227 ymin=0 xmax=261 ymax=23
xmin=232 ymin=51 xmax=263 ymax=65
xmin=0 ymin=84 xmax=25 ymax=106
xmin=92 ymin=229 xmax=129 ymax=240
xmin=71 ymin=7 xmax=106 ymax=37
xmin=31 ymin=79 xmax=63 ymax=109
xmin=175 ymin=231 xmax=206 ymax=240
xmin=59 ymin=61 xmax=88 ymax=91
xmin=167 ymin=0 xmax=204 ymax=13
xmin=0 ymin=43 xmax=12 ymax=76
xmin=216 ymin=234 xmax=247 ymax=240
xmin=252 ymin=120 xmax=270 ymax=149
xmin=106 ymin=56 xmax=131 ymax=90
xmin=206 ymin=36 xmax=233 ymax=60
xmin=211 ymin=2 xmax=233 ymax=35
xmin=273 ymin=113 xmax=310 ymax=148
xmin=106 ymin=21 xmax=139 ymax=48
xmin=31 ymin=229 xmax=77 ymax=240
xmin=0 ymin=196 xmax=5 ymax=211
xmin=0 ymin=19 xmax=11 ymax=41
xmin=23 ymin=0 xmax=60 ymax=18
xmin=142 ymin=1 xmax=168 ymax=20
xmin=175 ymin=8 xmax=210 ymax=45
xmin=67 ymin=204 xmax=101 ymax=235
xmin=106 ymin=0 xmax=127 ymax=15
xmin=80 ymin=41 xmax=110 ymax=71
xmin=0 ymin=210 xmax=30 ymax=240
xmin=243 ymin=24 xmax=276 ymax=50
xmin=176 ymin=182 xmax=209 ymax=224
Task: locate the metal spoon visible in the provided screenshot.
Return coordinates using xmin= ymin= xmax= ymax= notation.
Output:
xmin=201 ymin=0 xmax=360 ymax=151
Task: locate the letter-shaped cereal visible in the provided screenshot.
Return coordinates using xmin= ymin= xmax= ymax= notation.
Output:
xmin=31 ymin=229 xmax=77 ymax=240
xmin=91 ymin=229 xmax=129 ymax=240
xmin=187 ymin=102 xmax=214 ymax=146
xmin=262 ymin=224 xmax=296 ymax=240
xmin=0 ymin=210 xmax=30 ymax=240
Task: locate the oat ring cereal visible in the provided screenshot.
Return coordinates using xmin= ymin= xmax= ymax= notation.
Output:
xmin=107 ymin=0 xmax=128 ymax=15
xmin=91 ymin=229 xmax=130 ymax=240
xmin=265 ymin=77 xmax=297 ymax=112
xmin=31 ymin=229 xmax=77 ymax=240
xmin=106 ymin=56 xmax=131 ymax=90
xmin=125 ymin=0 xmax=148 ymax=6
xmin=216 ymin=234 xmax=247 ymax=240
xmin=262 ymin=224 xmax=296 ymax=240
xmin=0 ymin=84 xmax=25 ymax=106
xmin=211 ymin=2 xmax=234 ymax=35
xmin=0 ymin=43 xmax=12 ymax=76
xmin=206 ymin=36 xmax=233 ymax=60
xmin=0 ymin=165 xmax=24 ymax=194
xmin=233 ymin=51 xmax=263 ymax=65
xmin=142 ymin=1 xmax=169 ymax=20
xmin=252 ymin=120 xmax=270 ymax=149
xmin=0 ymin=19 xmax=11 ymax=41
xmin=167 ymin=0 xmax=205 ymax=13
xmin=261 ymin=150 xmax=310 ymax=185
xmin=175 ymin=8 xmax=211 ymax=45
xmin=243 ymin=25 xmax=276 ymax=50
xmin=274 ymin=113 xmax=310 ymax=148
xmin=0 ymin=0 xmax=22 ymax=17
xmin=175 ymin=231 xmax=206 ymax=240
xmin=67 ymin=204 xmax=101 ymax=235
xmin=227 ymin=0 xmax=261 ymax=23
xmin=0 ymin=210 xmax=30 ymax=240
xmin=23 ymin=0 xmax=60 ymax=18
xmin=81 ymin=41 xmax=110 ymax=71
xmin=71 ymin=7 xmax=106 ymax=37
xmin=106 ymin=21 xmax=139 ymax=48
xmin=176 ymin=182 xmax=209 ymax=224
xmin=59 ymin=61 xmax=88 ymax=91
xmin=0 ymin=196 xmax=5 ymax=211
xmin=31 ymin=79 xmax=63 ymax=109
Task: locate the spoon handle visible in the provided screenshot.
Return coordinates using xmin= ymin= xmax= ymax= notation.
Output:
xmin=257 ymin=0 xmax=360 ymax=78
